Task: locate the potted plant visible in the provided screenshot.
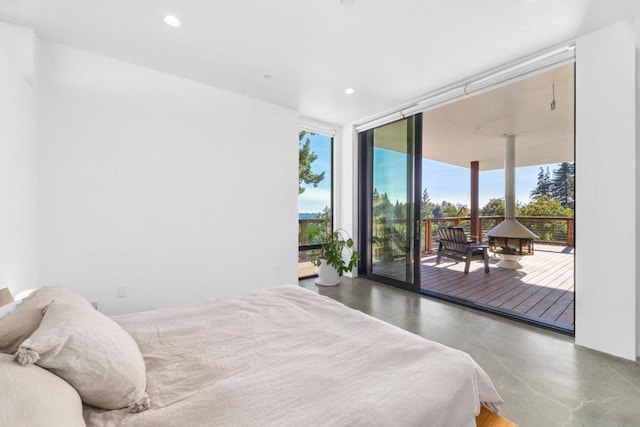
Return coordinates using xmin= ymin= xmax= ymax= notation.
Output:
xmin=313 ymin=219 xmax=359 ymax=286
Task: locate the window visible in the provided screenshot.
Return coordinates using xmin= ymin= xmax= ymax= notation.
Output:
xmin=298 ymin=130 xmax=333 ymax=278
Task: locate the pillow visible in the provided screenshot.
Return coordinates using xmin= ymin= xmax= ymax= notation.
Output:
xmin=0 ymin=300 xmax=20 ymax=319
xmin=0 ymin=287 xmax=93 ymax=354
xmin=15 ymin=300 xmax=150 ymax=413
xmin=15 ymin=288 xmax=38 ymax=301
xmin=0 ymin=287 xmax=13 ymax=307
xmin=0 ymin=353 xmax=85 ymax=427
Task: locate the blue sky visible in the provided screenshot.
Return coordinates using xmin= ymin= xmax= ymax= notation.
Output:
xmin=422 ymin=157 xmax=546 ymax=208
xmin=374 ymin=147 xmax=549 ymax=208
xmin=299 ymin=139 xmax=555 ymax=215
xmin=298 ymin=133 xmax=332 ymax=214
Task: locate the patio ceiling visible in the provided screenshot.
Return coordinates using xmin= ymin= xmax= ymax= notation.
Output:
xmin=422 ymin=63 xmax=575 ymax=171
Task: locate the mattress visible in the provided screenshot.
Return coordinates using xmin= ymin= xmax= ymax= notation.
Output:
xmin=83 ymin=285 xmax=502 ymax=427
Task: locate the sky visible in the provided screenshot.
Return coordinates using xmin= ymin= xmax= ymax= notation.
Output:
xmin=298 ymin=133 xmax=332 ymax=214
xmin=422 ymin=157 xmax=546 ymax=208
xmin=299 ymin=137 xmax=558 ymax=216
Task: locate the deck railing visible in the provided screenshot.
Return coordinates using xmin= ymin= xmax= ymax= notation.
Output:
xmin=423 ymin=216 xmax=574 ymax=253
xmin=299 ymin=215 xmax=575 ymax=254
xmin=298 ymin=218 xmax=325 ymax=246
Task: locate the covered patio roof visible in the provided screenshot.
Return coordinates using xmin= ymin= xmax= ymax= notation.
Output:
xmin=374 ymin=63 xmax=575 ymax=171
xmin=423 ymin=63 xmax=575 ymax=171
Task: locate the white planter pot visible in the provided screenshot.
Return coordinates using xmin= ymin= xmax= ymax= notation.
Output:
xmin=315 ymin=259 xmax=340 ymax=286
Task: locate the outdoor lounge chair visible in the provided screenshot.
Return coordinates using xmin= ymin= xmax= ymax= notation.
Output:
xmin=435 ymin=228 xmax=490 ymax=274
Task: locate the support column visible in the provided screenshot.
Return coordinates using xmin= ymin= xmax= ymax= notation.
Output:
xmin=504 ymin=135 xmax=516 ymax=219
xmin=470 ymin=161 xmax=479 ymax=242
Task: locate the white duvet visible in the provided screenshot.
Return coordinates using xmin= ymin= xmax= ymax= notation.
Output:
xmin=84 ymin=285 xmax=502 ymax=427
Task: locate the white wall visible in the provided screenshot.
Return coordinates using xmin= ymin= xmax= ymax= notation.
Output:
xmin=327 ymin=123 xmax=359 ymax=278
xmin=0 ymin=22 xmax=35 ymax=85
xmin=36 ymin=40 xmax=299 ymax=315
xmin=575 ymin=20 xmax=637 ymax=360
xmin=335 ymin=126 xmax=357 ymax=237
xmin=0 ymin=25 xmax=37 ymax=296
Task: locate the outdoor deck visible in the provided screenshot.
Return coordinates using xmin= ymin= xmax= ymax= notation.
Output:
xmin=421 ymin=243 xmax=574 ymax=331
xmin=298 ymin=241 xmax=574 ymax=332
xmin=298 ymin=261 xmax=316 ymax=278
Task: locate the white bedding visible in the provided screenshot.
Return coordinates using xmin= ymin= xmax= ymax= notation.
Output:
xmin=84 ymin=285 xmax=502 ymax=427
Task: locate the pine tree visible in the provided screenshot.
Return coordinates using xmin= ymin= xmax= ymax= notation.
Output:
xmin=298 ymin=131 xmax=325 ymax=194
xmin=420 ymin=188 xmax=435 ymax=219
xmin=394 ymin=200 xmax=406 ymax=220
xmin=373 ymin=191 xmax=394 ymax=219
xmin=550 ymin=162 xmax=574 ymax=208
xmin=530 ymin=167 xmax=552 ymax=200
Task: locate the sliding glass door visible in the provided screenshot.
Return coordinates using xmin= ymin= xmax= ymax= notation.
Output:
xmin=359 ymin=115 xmax=422 ymax=291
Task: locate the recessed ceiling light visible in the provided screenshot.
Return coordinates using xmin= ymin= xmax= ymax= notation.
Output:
xmin=340 ymin=0 xmax=358 ymax=6
xmin=164 ymin=15 xmax=181 ymax=27
xmin=345 ymin=88 xmax=355 ymax=95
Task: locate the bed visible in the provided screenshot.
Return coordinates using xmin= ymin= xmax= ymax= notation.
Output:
xmin=0 ymin=285 xmax=503 ymax=427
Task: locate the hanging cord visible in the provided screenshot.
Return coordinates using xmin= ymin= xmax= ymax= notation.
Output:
xmin=550 ymin=83 xmax=556 ymax=110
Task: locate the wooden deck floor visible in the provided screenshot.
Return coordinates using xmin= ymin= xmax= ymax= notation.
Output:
xmin=300 ymin=244 xmax=574 ymax=331
xmin=421 ymin=244 xmax=574 ymax=331
xmin=298 ymin=261 xmax=316 ymax=278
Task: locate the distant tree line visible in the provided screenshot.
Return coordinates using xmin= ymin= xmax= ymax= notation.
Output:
xmin=301 ymin=158 xmax=575 ymax=246
xmin=372 ymin=162 xmax=575 ymax=221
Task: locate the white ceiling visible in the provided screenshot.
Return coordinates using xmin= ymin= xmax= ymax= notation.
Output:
xmin=423 ymin=63 xmax=575 ymax=171
xmin=359 ymin=63 xmax=574 ymax=170
xmin=0 ymin=0 xmax=639 ymax=125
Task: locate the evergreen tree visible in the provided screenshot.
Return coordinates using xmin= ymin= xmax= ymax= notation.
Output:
xmin=530 ymin=167 xmax=552 ymax=200
xmin=550 ymin=162 xmax=574 ymax=208
xmin=394 ymin=200 xmax=406 ymax=220
xmin=420 ymin=188 xmax=435 ymax=219
xmin=373 ymin=190 xmax=394 ymax=219
xmin=372 ymin=189 xmax=381 ymax=216
xmin=298 ymin=131 xmax=325 ymax=194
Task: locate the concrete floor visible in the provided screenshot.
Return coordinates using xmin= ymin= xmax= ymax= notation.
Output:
xmin=299 ymin=276 xmax=640 ymax=427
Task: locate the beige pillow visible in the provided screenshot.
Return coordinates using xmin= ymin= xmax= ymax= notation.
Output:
xmin=0 ymin=287 xmax=93 ymax=354
xmin=0 ymin=287 xmax=13 ymax=307
xmin=0 ymin=353 xmax=86 ymax=427
xmin=16 ymin=300 xmax=150 ymax=413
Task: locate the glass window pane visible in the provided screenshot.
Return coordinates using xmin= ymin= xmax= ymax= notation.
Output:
xmin=298 ymin=131 xmax=332 ymax=277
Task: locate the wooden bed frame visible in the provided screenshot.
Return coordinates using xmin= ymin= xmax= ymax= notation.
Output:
xmin=476 ymin=407 xmax=518 ymax=427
